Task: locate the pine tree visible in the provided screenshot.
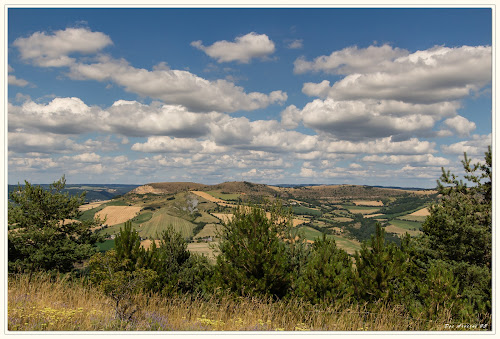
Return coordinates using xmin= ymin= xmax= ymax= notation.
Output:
xmin=8 ymin=176 xmax=102 ymax=273
xmin=422 ymin=147 xmax=491 ymax=267
xmin=296 ymin=235 xmax=354 ymax=305
xmin=420 ymin=147 xmax=492 ymax=314
xmin=216 ymin=201 xmax=293 ymax=299
xmin=354 ymin=223 xmax=408 ymax=303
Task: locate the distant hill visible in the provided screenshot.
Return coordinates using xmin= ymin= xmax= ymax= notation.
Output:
xmin=128 ymin=181 xmax=437 ymax=201
xmin=8 ymin=184 xmax=140 ymax=203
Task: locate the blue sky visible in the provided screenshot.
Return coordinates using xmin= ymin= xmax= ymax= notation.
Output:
xmin=7 ymin=7 xmax=492 ymax=187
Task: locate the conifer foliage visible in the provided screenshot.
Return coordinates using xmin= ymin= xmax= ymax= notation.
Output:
xmin=8 ymin=176 xmax=102 ymax=273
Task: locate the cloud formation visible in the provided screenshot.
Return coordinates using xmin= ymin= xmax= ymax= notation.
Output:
xmin=68 ymin=56 xmax=286 ymax=112
xmin=13 ymin=27 xmax=112 ymax=67
xmin=191 ymin=32 xmax=275 ymax=63
xmin=299 ymin=45 xmax=491 ymax=104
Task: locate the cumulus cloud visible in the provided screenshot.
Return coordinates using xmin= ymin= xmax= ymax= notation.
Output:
xmin=8 ymin=131 xmax=79 ymax=154
xmin=8 ymin=65 xmax=30 ymax=87
xmin=362 ymin=154 xmax=450 ymax=166
xmin=191 ymin=32 xmax=275 ymax=63
xmin=443 ymin=115 xmax=476 ymax=136
xmin=13 ymin=27 xmax=112 ymax=67
xmin=61 ymin=152 xmax=101 ymax=163
xmin=9 ymin=98 xmax=100 ymax=134
xmin=68 ymin=56 xmax=286 ymax=112
xmin=301 ymin=45 xmax=491 ymax=105
xmin=9 ymin=157 xmax=59 ymax=171
xmin=293 ymin=99 xmax=458 ymax=141
xmin=441 ymin=133 xmax=491 ymax=155
xmin=294 ymin=44 xmax=407 ymax=74
xmin=324 ymin=137 xmax=436 ymax=155
xmin=8 ymin=75 xmax=29 ymax=87
xmin=9 ymin=98 xmax=222 ymax=138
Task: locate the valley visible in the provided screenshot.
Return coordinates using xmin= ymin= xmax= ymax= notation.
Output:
xmin=82 ymin=181 xmax=438 ymax=257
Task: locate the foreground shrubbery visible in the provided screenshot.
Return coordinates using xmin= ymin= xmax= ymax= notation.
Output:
xmin=7 ymin=148 xmax=492 ymax=331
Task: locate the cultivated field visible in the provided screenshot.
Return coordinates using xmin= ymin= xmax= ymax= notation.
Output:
xmin=78 ymin=200 xmax=111 ymax=211
xmin=139 ymin=208 xmax=195 ymax=239
xmin=408 ymin=207 xmax=430 ymax=216
xmin=352 ymin=200 xmax=384 ymax=206
xmin=96 ymin=206 xmax=142 ymax=226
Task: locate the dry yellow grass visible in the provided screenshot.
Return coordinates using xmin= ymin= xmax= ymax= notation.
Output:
xmin=364 ymin=213 xmax=385 ymax=218
xmin=408 ymin=208 xmax=430 ymax=216
xmin=8 ymin=273 xmax=490 ymax=332
xmin=190 ymin=191 xmax=225 ymax=203
xmin=346 ymin=208 xmax=381 ymax=215
xmin=96 ymin=206 xmax=143 ymax=226
xmin=78 ymin=200 xmax=111 ymax=211
xmin=353 ymin=200 xmax=384 ymax=206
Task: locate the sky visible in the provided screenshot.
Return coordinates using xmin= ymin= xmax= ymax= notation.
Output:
xmin=6 ymin=7 xmax=493 ymax=187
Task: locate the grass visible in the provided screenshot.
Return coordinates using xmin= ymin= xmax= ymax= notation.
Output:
xmin=96 ymin=239 xmax=115 ymax=252
xmin=293 ymin=226 xmax=326 ymax=242
xmin=389 ymin=219 xmax=423 ymax=231
xmin=139 ymin=208 xmax=195 ymax=239
xmin=343 ymin=205 xmax=381 ymax=215
xmin=399 ymin=215 xmax=428 ymax=222
xmin=206 ymin=191 xmax=241 ymax=201
xmin=8 ymin=273 xmax=490 ymax=331
xmin=291 ymin=205 xmax=322 ymax=217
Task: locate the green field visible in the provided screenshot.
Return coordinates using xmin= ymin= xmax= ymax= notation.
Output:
xmin=139 ymin=208 xmax=196 ymax=239
xmin=330 ymin=235 xmax=361 ymax=255
xmin=206 ymin=191 xmax=241 ymax=201
xmin=195 ymin=212 xmax=220 ymax=224
xmin=399 ymin=214 xmax=428 ymax=222
xmin=293 ymin=226 xmax=325 ymax=241
xmin=95 ymin=239 xmax=115 ymax=252
xmin=389 ymin=219 xmax=423 ymax=231
xmin=291 ymin=205 xmax=322 ymax=217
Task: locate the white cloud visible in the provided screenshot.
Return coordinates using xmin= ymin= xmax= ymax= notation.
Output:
xmin=191 ymin=32 xmax=275 ymax=63
xmin=324 ymin=137 xmax=436 ymax=155
xmin=441 ymin=134 xmax=491 ymax=155
xmin=68 ymin=56 xmax=286 ymax=112
xmin=287 ymin=39 xmax=303 ymax=49
xmin=317 ymin=45 xmax=491 ymax=104
xmin=443 ymin=115 xmax=476 ymax=136
xmin=132 ymin=137 xmax=203 ymax=153
xmin=294 ymin=44 xmax=407 ymax=74
xmin=302 ymin=80 xmax=331 ymax=98
xmin=295 ymin=98 xmax=457 ymax=141
xmin=61 ymin=152 xmax=101 ymax=163
xmin=299 ymin=167 xmax=317 ymax=177
xmin=8 ymin=75 xmax=30 ymax=87
xmin=9 ymin=157 xmax=58 ymax=171
xmin=13 ymin=27 xmax=112 ymax=67
xmin=362 ymin=154 xmax=450 ymax=166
